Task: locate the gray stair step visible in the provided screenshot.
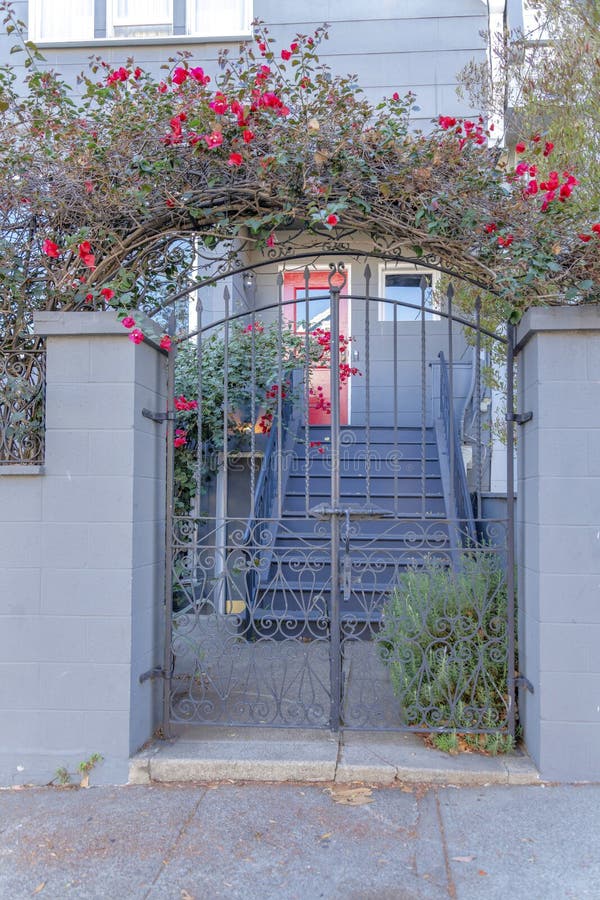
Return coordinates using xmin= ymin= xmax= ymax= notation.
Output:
xmin=285 ymin=475 xmax=443 ymax=493
xmin=284 ymin=495 xmax=446 ymax=514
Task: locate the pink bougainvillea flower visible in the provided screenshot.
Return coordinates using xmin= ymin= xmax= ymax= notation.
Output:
xmin=242 ymin=129 xmax=255 ymax=144
xmin=106 ymin=66 xmax=130 ymax=85
xmin=515 ymin=162 xmax=529 ymax=176
xmin=84 ymin=180 xmax=94 ymax=194
xmin=209 ymin=92 xmax=229 ymax=115
xmin=78 ymin=241 xmax=95 ymax=269
xmin=532 ymin=134 xmax=541 ymax=143
xmin=290 ymin=41 xmax=299 ymax=52
xmin=243 ymin=322 xmax=264 ymax=334
xmin=228 ymin=152 xmax=243 ymax=167
xmin=190 ymin=66 xmax=210 ymax=84
xmin=134 ymin=67 xmax=142 ymax=79
xmin=266 ymin=233 xmax=276 ymax=247
xmin=85 ymin=293 xmax=94 ymax=303
xmin=497 ymin=235 xmax=514 ymax=247
xmin=204 ymin=130 xmax=223 ymax=148
xmin=515 ymin=141 xmax=526 ymax=153
xmin=258 ymin=41 xmax=267 ymax=53
xmin=174 ymin=429 xmax=187 ymax=448
xmin=128 ymin=328 xmax=144 ymax=344
xmin=326 ymin=213 xmax=339 ymax=226
xmin=281 ymin=49 xmax=292 ymax=60
xmin=158 ymin=82 xmax=167 ymax=93
xmin=100 ymin=288 xmax=114 ymax=301
xmin=559 ymin=183 xmax=573 ymax=200
xmin=159 ymin=335 xmax=172 ymax=351
xmin=42 ymin=239 xmax=60 ymax=258
xmin=122 ymin=316 xmax=136 ymax=329
xmin=591 ymin=224 xmax=600 ymax=234
xmin=392 ymin=92 xmax=400 ymax=101
xmin=438 ymin=115 xmax=457 ymax=130
xmin=172 ymin=67 xmax=188 ymax=85
xmin=543 ymin=141 xmax=554 ymax=157
xmin=579 ymin=234 xmax=592 ymax=242
xmin=526 ymin=179 xmax=539 ymax=195
xmin=174 ymin=395 xmax=198 ymax=411
xmin=484 ymin=223 xmax=497 ymax=234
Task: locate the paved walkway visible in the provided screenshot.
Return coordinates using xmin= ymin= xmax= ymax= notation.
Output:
xmin=2 ymin=781 xmax=600 ymax=899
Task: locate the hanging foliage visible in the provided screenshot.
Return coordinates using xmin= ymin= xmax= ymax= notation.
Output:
xmin=0 ymin=0 xmax=598 ymax=354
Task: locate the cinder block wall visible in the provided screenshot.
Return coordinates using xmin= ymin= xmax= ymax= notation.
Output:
xmin=0 ymin=312 xmax=167 ymax=785
xmin=516 ymin=307 xmax=600 ymax=781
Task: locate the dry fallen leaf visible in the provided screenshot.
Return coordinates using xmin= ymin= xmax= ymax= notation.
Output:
xmin=320 ymin=832 xmax=332 ymax=840
xmin=328 ymin=786 xmax=374 ymax=806
xmin=32 ymin=884 xmax=46 ymax=896
xmin=452 ymin=856 xmax=475 ymax=863
xmin=478 ymin=870 xmax=488 ymax=876
xmin=181 ymin=891 xmax=194 ymax=900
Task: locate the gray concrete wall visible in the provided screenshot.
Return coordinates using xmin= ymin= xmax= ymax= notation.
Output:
xmin=516 ymin=306 xmax=600 ymax=781
xmin=3 ymin=1 xmax=488 ymax=126
xmin=0 ymin=312 xmax=167 ymax=785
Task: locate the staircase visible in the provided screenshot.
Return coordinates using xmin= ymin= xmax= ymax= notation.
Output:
xmin=249 ymin=424 xmax=454 ymax=633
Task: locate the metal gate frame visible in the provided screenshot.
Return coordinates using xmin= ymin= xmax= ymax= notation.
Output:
xmin=159 ymin=258 xmax=518 ymax=738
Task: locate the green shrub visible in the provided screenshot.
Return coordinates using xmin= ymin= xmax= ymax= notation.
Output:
xmin=378 ymin=552 xmax=514 ymax=752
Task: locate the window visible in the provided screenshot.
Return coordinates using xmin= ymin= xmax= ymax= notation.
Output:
xmin=378 ymin=269 xmax=435 ymax=322
xmin=29 ymin=0 xmax=252 ymax=42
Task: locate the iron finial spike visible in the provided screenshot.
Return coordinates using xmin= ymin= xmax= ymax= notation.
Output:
xmin=223 ymin=285 xmax=230 ymax=302
xmin=419 ymin=275 xmax=427 ymax=290
xmin=303 ymin=266 xmax=310 ymax=289
xmin=447 ymin=282 xmax=455 ymax=301
xmin=364 ymin=263 xmax=372 ymax=282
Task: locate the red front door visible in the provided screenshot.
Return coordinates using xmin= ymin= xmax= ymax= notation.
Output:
xmin=283 ymin=270 xmax=349 ymax=425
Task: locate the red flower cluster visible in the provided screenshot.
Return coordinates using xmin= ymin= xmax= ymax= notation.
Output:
xmin=78 ymin=241 xmax=95 ymax=269
xmin=121 ymin=315 xmax=136 ymax=329
xmin=129 ymin=328 xmax=144 ymax=345
xmin=281 ymin=42 xmax=299 ymax=61
xmin=106 ymin=66 xmax=130 ymax=85
xmin=159 ymin=335 xmax=172 ymax=351
xmin=438 ymin=115 xmax=487 ymax=147
xmin=242 ymin=322 xmax=264 ymax=333
xmin=310 ymin=440 xmax=325 ymax=455
xmin=174 ymin=395 xmax=198 ymax=411
xmin=172 ymin=66 xmax=210 ymax=86
xmin=174 ymin=429 xmax=188 ymax=448
xmin=42 ymin=239 xmax=60 ymax=258
xmin=257 ymin=412 xmax=273 ymax=433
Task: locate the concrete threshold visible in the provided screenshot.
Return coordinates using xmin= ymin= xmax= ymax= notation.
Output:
xmin=129 ymin=727 xmax=540 ymax=787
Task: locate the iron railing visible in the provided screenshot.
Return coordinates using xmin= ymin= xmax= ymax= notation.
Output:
xmin=0 ymin=343 xmax=45 ymax=464
xmin=242 ymin=370 xmax=297 ymax=609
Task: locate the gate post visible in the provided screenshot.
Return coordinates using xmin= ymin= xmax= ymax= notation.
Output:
xmin=515 ymin=306 xmax=600 ymax=781
xmin=0 ymin=311 xmax=167 ymax=785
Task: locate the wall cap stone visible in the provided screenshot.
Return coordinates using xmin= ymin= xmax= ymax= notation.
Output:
xmin=34 ymin=310 xmax=124 ymax=336
xmin=515 ymin=306 xmax=600 ymax=354
xmin=0 ymin=465 xmax=44 ymax=475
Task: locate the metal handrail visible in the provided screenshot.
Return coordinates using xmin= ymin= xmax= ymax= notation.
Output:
xmin=438 ymin=351 xmax=476 ymax=545
xmin=242 ymin=372 xmax=297 ymax=606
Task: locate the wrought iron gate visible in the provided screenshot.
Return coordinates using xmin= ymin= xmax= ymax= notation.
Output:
xmin=161 ymin=260 xmax=516 ymax=738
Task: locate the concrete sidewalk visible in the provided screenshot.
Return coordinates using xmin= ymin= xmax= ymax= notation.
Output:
xmin=1 ymin=780 xmax=599 ymax=899
xmin=130 ymin=727 xmax=540 ymax=787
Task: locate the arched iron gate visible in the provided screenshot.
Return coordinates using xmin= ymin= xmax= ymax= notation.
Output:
xmin=161 ymin=261 xmax=517 ymax=738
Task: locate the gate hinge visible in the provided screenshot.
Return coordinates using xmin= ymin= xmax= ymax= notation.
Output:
xmin=507 ymin=411 xmax=533 ymax=425
xmin=139 ymin=666 xmax=165 ymax=684
xmin=515 ymin=674 xmax=534 ymax=694
xmin=142 ymin=408 xmax=174 ymax=424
